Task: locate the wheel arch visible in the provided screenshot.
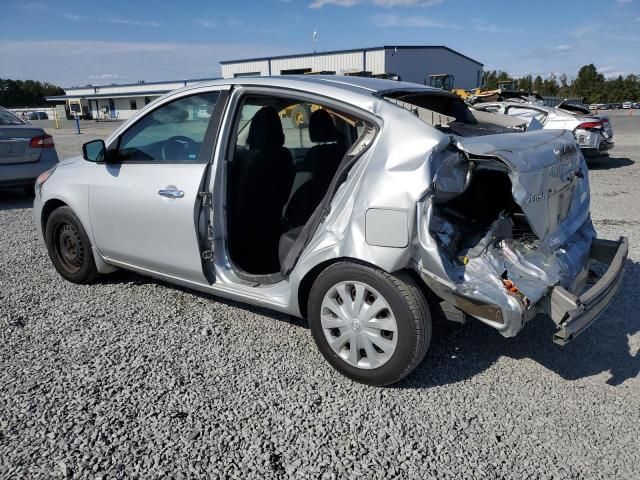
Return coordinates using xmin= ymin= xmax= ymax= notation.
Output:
xmin=40 ymin=198 xmax=117 ymax=275
xmin=297 ymin=257 xmax=420 ymax=318
xmin=41 ymin=198 xmax=69 ymax=234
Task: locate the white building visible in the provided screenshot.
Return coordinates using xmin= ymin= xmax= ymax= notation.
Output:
xmin=46 ymin=78 xmax=219 ymax=120
xmin=220 ymin=45 xmax=484 ymax=90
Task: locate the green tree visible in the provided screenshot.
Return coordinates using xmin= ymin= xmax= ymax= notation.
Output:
xmin=533 ymin=75 xmax=544 ymax=93
xmin=571 ymin=64 xmax=605 ymax=104
xmin=0 ymin=78 xmax=64 ymax=108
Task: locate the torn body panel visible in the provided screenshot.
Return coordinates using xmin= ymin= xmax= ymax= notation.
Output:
xmin=413 ymin=129 xmax=602 ymax=338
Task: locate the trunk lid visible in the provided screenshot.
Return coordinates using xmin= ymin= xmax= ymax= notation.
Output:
xmin=0 ymin=126 xmax=45 ymax=165
xmin=455 ymin=129 xmax=589 ymax=246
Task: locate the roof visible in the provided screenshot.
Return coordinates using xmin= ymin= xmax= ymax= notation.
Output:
xmin=196 ymin=74 xmax=439 ymax=94
xmin=220 ymin=45 xmax=483 ymax=67
xmin=48 ymin=76 xmax=443 ymax=112
xmin=176 ymin=75 xmax=440 ymax=112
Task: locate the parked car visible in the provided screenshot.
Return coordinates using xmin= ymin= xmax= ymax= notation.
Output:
xmin=0 ymin=106 xmax=59 ymax=194
xmin=472 ymin=99 xmax=614 ymax=160
xmin=27 ymin=111 xmax=49 ymax=120
xmin=33 ymin=77 xmax=627 ymax=385
xmin=633 ymin=102 xmax=640 ymax=109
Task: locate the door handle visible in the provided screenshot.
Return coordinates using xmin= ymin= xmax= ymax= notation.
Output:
xmin=158 ymin=189 xmax=185 ymax=199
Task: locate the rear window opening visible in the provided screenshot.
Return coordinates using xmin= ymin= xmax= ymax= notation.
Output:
xmin=383 ymin=91 xmax=522 ymax=137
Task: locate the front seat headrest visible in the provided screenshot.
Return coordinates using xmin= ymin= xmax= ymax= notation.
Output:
xmin=309 ymin=109 xmax=339 ymax=143
xmin=247 ymin=106 xmax=285 ymax=149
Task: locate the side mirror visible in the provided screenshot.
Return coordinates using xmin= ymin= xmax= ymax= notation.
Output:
xmin=82 ymin=139 xmax=106 ymax=162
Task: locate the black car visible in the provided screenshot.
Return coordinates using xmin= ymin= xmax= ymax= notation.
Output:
xmin=27 ymin=111 xmax=49 ymax=120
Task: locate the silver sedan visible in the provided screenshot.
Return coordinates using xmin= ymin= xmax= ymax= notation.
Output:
xmin=33 ymin=77 xmax=627 ymax=385
xmin=0 ymin=106 xmax=59 ymax=193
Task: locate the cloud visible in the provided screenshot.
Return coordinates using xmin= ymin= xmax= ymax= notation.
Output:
xmin=0 ymin=40 xmax=288 ymax=86
xmin=369 ymin=13 xmax=458 ymax=28
xmin=61 ymin=13 xmax=85 ymax=21
xmin=107 ymin=18 xmax=163 ymax=27
xmin=196 ymin=18 xmax=218 ymax=28
xmin=88 ymin=73 xmax=127 ymax=80
xmin=20 ymin=2 xmax=48 ymax=11
xmin=310 ymin=0 xmax=442 ymax=8
xmin=571 ymin=24 xmax=598 ymax=38
xmin=470 ymin=19 xmax=523 ymax=34
xmin=616 ymin=0 xmax=632 ymax=4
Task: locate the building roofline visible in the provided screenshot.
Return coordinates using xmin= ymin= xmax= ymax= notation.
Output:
xmin=220 ymin=45 xmax=483 ymax=67
xmin=62 ymin=77 xmax=221 ymax=92
xmin=45 ymin=90 xmax=170 ymax=101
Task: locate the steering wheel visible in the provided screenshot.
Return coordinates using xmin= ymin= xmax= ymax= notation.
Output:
xmin=161 ymin=136 xmax=198 ymax=161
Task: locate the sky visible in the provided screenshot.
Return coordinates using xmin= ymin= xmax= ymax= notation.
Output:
xmin=1 ymin=0 xmax=639 ymax=87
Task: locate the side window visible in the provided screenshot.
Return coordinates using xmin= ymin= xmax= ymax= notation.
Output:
xmin=235 ymin=99 xmax=356 ymax=152
xmin=115 ymin=92 xmax=219 ymax=163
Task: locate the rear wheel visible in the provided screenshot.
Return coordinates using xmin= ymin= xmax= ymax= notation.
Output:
xmin=45 ymin=206 xmax=99 ymax=284
xmin=308 ymin=262 xmax=431 ymax=386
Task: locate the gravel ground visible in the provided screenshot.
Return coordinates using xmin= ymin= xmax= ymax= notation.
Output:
xmin=1 ymin=112 xmax=639 ymax=479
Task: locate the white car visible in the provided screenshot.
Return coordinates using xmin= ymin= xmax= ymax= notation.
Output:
xmin=472 ymin=100 xmax=614 ymax=160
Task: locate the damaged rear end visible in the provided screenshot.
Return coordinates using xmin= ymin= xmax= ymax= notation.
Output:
xmin=413 ymin=129 xmax=627 ymax=342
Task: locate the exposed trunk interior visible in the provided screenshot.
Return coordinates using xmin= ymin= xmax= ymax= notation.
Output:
xmin=432 ymin=164 xmax=535 ymax=260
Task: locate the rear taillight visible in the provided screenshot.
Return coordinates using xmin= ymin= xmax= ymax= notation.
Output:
xmin=29 ymin=134 xmax=55 ymax=148
xmin=576 ymin=121 xmax=602 ymax=130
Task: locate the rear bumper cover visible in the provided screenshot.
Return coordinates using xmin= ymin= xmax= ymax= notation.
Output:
xmin=542 ymin=237 xmax=628 ymax=345
xmin=0 ymin=150 xmax=59 ymax=187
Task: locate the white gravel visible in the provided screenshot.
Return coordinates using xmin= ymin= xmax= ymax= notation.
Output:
xmin=1 ymin=112 xmax=638 ymax=479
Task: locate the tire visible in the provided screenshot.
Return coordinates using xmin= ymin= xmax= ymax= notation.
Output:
xmin=308 ymin=262 xmax=431 ymax=386
xmin=290 ymin=105 xmax=311 ymax=128
xmin=45 ymin=206 xmax=99 ymax=284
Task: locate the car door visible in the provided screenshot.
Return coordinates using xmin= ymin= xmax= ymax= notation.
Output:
xmin=88 ymin=87 xmax=228 ymax=284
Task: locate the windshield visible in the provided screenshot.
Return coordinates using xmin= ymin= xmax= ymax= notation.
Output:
xmin=0 ymin=108 xmax=27 ymax=126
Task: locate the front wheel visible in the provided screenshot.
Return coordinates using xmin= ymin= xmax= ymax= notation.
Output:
xmin=308 ymin=262 xmax=431 ymax=386
xmin=45 ymin=206 xmax=99 ymax=284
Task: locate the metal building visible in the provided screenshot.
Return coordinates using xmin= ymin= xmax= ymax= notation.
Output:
xmin=45 ymin=78 xmax=219 ymax=120
xmin=220 ymin=45 xmax=483 ymax=90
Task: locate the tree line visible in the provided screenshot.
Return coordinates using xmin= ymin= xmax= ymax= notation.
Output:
xmin=0 ymin=79 xmax=65 ymax=108
xmin=482 ymin=64 xmax=640 ymax=104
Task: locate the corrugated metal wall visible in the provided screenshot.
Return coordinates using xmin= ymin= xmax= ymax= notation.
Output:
xmin=221 ymin=61 xmax=270 ymax=78
xmin=385 ymin=48 xmax=482 ymax=89
xmin=271 ymin=51 xmax=369 ymax=75
xmin=221 ymin=49 xmax=387 ymax=78
xmin=365 ymin=50 xmax=385 ymax=75
xmin=221 ymin=48 xmax=482 ymax=87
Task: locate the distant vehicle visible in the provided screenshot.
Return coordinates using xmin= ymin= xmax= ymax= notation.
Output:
xmin=0 ymin=106 xmax=59 ymax=194
xmin=472 ymin=99 xmax=614 ymax=160
xmin=610 ymin=103 xmax=622 ymax=110
xmin=633 ymin=102 xmax=640 ymax=109
xmin=27 ymin=111 xmax=49 ymax=120
xmin=589 ymin=104 xmax=598 ymax=110
xmin=32 ymin=76 xmax=627 ymax=385
xmin=622 ymin=102 xmax=632 ymax=109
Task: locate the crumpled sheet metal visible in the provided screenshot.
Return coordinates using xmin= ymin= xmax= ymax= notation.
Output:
xmin=414 ymin=131 xmax=596 ymax=337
